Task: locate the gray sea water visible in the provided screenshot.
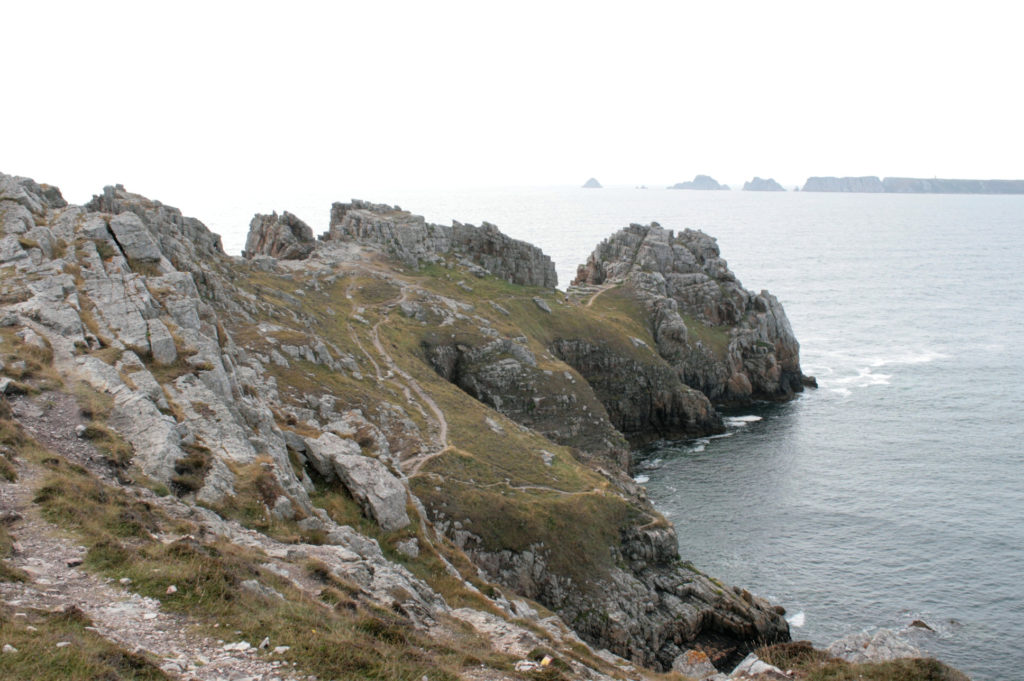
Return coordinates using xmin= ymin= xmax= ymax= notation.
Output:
xmin=210 ymin=187 xmax=1024 ymax=680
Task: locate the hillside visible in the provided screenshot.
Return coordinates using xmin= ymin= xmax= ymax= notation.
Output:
xmin=0 ymin=172 xmax=965 ymax=680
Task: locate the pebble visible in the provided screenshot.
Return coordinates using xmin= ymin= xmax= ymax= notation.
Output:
xmin=143 ymin=613 xmax=158 ymax=620
xmin=119 ymin=577 xmax=132 ymax=585
xmin=74 ymin=424 xmax=87 ymax=438
xmin=272 ymin=646 xmax=290 ymax=655
xmin=66 ymin=557 xmax=83 ymax=567
xmin=55 ymin=641 xmax=72 ymax=648
xmin=259 ymin=636 xmax=270 ymax=649
xmin=166 ymin=585 xmax=178 ymax=594
xmin=2 ymin=644 xmax=17 ymax=654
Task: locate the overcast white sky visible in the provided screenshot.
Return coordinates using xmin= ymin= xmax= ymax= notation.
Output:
xmin=5 ymin=0 xmax=1023 ymax=207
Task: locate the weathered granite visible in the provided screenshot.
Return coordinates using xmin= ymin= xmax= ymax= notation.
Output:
xmin=243 ymin=211 xmax=315 ymax=260
xmin=574 ymin=223 xmax=809 ymax=405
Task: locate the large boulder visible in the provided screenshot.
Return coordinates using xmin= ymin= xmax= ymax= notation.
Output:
xmin=306 ymin=433 xmax=410 ymax=531
xmin=243 ymin=211 xmax=315 ymax=260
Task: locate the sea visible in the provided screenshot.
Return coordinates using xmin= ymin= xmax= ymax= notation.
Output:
xmin=208 ymin=186 xmax=1024 ymax=681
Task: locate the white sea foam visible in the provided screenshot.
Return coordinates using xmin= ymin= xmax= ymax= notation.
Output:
xmin=829 ymin=387 xmax=852 ymax=398
xmin=725 ymin=415 xmax=763 ymax=427
xmin=633 ymin=474 xmax=650 ymax=484
xmin=786 ymin=611 xmax=806 ymax=627
xmin=829 ymin=367 xmax=892 ymax=388
xmin=868 ymin=349 xmax=948 ymax=367
xmin=707 ymin=432 xmax=735 ymax=440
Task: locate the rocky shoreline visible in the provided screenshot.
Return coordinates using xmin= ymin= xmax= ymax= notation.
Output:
xmin=0 ymin=170 xmax=967 ymax=680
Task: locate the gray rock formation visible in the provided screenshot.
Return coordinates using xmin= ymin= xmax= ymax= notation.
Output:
xmin=669 ymin=175 xmax=729 ymax=190
xmin=243 ymin=211 xmax=315 ymax=260
xmin=882 ymin=176 xmax=1024 ymax=193
xmin=574 ymin=223 xmax=809 ymax=405
xmin=742 ymin=177 xmax=785 ymax=191
xmin=582 ymin=178 xmax=603 ymax=188
xmin=323 ymin=200 xmax=557 ymax=287
xmin=801 ymin=176 xmax=884 ymax=192
xmin=826 ymin=628 xmax=922 ymax=663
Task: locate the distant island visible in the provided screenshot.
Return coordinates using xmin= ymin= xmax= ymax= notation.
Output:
xmin=669 ymin=174 xmax=729 ymax=190
xmin=582 ymin=177 xmax=602 ymax=188
xmin=743 ymin=177 xmax=786 ymax=191
xmin=803 ymin=176 xmax=1024 ymax=194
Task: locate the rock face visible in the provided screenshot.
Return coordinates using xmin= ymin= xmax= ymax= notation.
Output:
xmin=582 ymin=177 xmax=603 ymax=188
xmin=2 ymin=169 xmax=799 ymax=678
xmin=324 ymin=200 xmax=557 ymax=288
xmin=669 ymin=175 xmax=729 ymax=190
xmin=573 ymin=223 xmax=809 ymax=405
xmin=742 ymin=177 xmax=786 ymax=191
xmin=801 ymin=176 xmax=884 ymax=192
xmin=243 ymin=211 xmax=315 ymax=260
xmin=826 ymin=628 xmax=922 ymax=663
xmin=882 ymin=177 xmax=1024 ymax=193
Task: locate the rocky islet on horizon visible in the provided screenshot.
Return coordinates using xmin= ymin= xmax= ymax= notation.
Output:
xmin=0 ymin=170 xmax=968 ymax=679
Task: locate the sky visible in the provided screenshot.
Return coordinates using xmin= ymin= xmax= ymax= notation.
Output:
xmin=5 ymin=1 xmax=1023 ymax=213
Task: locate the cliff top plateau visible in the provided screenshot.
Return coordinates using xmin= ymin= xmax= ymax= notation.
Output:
xmin=0 ymin=170 xmax=967 ymax=680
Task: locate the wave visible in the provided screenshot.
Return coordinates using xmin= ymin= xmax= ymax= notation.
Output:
xmin=725 ymin=415 xmax=763 ymax=426
xmin=786 ymin=611 xmax=806 ymax=627
xmin=828 ymin=367 xmax=892 ymax=388
xmin=632 ymin=474 xmax=650 ymax=484
xmin=868 ymin=349 xmax=949 ymax=367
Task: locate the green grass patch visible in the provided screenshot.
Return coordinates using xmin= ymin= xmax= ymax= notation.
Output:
xmin=0 ymin=605 xmax=169 ymax=680
xmin=681 ymin=313 xmax=731 ymax=359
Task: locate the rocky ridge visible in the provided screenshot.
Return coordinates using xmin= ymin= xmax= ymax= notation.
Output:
xmin=0 ymin=171 xmax=962 ymax=680
xmin=669 ymin=175 xmax=730 ymax=191
xmin=742 ymin=178 xmax=785 ymax=192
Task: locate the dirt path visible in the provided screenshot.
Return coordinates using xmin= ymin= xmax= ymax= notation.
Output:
xmin=1 ymin=395 xmax=301 ymax=681
xmin=585 ymin=284 xmax=614 ymax=308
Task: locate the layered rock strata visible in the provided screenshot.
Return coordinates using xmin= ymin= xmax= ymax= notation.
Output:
xmin=1 ymin=171 xmax=791 ymax=676
xmin=573 ymin=223 xmax=809 ymax=406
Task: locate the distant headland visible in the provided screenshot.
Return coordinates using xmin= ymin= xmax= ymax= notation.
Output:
xmin=803 ymin=176 xmax=1024 ymax=194
xmin=743 ymin=177 xmax=785 ymax=191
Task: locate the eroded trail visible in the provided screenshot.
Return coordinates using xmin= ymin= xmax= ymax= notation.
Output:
xmin=1 ymin=395 xmax=299 ymax=681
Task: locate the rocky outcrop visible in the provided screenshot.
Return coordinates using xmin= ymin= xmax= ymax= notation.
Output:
xmin=550 ymin=338 xmax=722 ymax=444
xmin=742 ymin=177 xmax=786 ymax=191
xmin=455 ymin=522 xmax=789 ymax=671
xmin=422 ymin=335 xmax=630 ymax=466
xmin=669 ymin=175 xmax=729 ymax=190
xmin=2 ymin=169 xmax=804 ymax=679
xmin=573 ymin=223 xmax=809 ymax=405
xmin=801 ymin=176 xmax=884 ymax=192
xmin=243 ymin=211 xmax=315 ymax=260
xmin=882 ymin=177 xmax=1024 ymax=193
xmin=323 ymin=200 xmax=557 ymax=287
xmin=582 ymin=178 xmax=603 ymax=188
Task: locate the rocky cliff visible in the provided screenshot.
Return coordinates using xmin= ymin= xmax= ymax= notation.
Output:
xmin=669 ymin=175 xmax=730 ymax=190
xmin=882 ymin=177 xmax=1024 ymax=193
xmin=0 ymin=171 xmax=805 ymax=678
xmin=573 ymin=224 xmax=811 ymax=408
xmin=742 ymin=177 xmax=786 ymax=191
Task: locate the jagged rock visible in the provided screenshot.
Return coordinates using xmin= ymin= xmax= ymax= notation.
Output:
xmin=146 ymin=318 xmax=177 ymax=365
xmin=573 ymin=223 xmax=810 ymax=406
xmin=533 ymin=297 xmax=551 ymax=313
xmin=109 ymin=212 xmax=163 ymax=263
xmin=243 ymin=211 xmax=315 ymax=260
xmin=742 ymin=177 xmax=785 ymax=191
xmin=306 ymin=433 xmax=410 ymax=531
xmin=326 ymin=200 xmax=557 ymax=287
xmin=670 ymin=175 xmax=729 ymax=190
xmin=673 ymin=648 xmax=718 ymax=678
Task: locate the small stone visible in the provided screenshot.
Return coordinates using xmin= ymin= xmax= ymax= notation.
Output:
xmin=25 ymin=626 xmax=36 ymax=632
xmin=259 ymin=636 xmax=270 ymax=649
xmin=118 ymin=577 xmax=131 ymax=585
xmin=143 ymin=613 xmax=157 ymax=620
xmin=166 ymin=585 xmax=178 ymax=594
xmin=272 ymin=646 xmax=290 ymax=655
xmin=66 ymin=557 xmax=83 ymax=567
xmin=532 ymin=297 xmax=552 ymax=313
xmin=2 ymin=644 xmax=17 ymax=654
xmin=55 ymin=641 xmax=72 ymax=648
xmin=74 ymin=424 xmax=87 ymax=438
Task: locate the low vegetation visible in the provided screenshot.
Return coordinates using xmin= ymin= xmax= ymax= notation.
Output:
xmin=756 ymin=642 xmax=971 ymax=681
